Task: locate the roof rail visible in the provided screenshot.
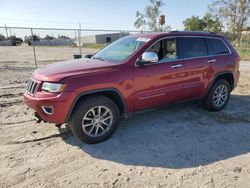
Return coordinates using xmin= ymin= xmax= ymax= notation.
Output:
xmin=169 ymin=30 xmax=180 ymax=32
xmin=169 ymin=30 xmax=216 ymax=34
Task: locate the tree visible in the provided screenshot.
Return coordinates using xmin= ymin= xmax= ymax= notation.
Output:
xmin=183 ymin=14 xmax=223 ymax=32
xmin=208 ymin=0 xmax=250 ymax=44
xmin=44 ymin=35 xmax=54 ymax=40
xmin=183 ymin=16 xmax=207 ymax=31
xmin=32 ymin=35 xmax=40 ymax=41
xmin=203 ymin=13 xmax=223 ymax=33
xmin=8 ymin=36 xmax=23 ymax=46
xmin=0 ymin=34 xmax=6 ymax=41
xmin=134 ymin=0 xmax=165 ymax=31
xmin=58 ymin=35 xmax=71 ymax=40
xmin=24 ymin=35 xmax=40 ymax=45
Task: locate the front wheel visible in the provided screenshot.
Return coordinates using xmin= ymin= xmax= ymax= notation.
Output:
xmin=203 ymin=79 xmax=231 ymax=111
xmin=68 ymin=95 xmax=120 ymax=144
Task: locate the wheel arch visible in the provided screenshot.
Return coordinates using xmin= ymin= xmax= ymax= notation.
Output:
xmin=65 ymin=88 xmax=128 ymax=122
xmin=215 ymin=72 xmax=234 ymax=91
xmin=203 ymin=71 xmax=234 ymax=99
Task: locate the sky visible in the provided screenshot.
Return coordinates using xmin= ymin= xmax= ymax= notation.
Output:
xmin=0 ymin=0 xmax=213 ymax=30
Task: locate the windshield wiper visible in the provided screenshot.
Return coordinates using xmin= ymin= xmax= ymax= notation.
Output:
xmin=92 ymin=57 xmax=106 ymax=61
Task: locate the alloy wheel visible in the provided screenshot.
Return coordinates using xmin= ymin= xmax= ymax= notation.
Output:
xmin=212 ymin=85 xmax=228 ymax=108
xmin=82 ymin=106 xmax=113 ymax=137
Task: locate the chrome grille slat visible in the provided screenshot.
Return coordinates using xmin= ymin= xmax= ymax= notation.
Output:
xmin=31 ymin=83 xmax=37 ymax=93
xmin=31 ymin=82 xmax=35 ymax=93
xmin=29 ymin=81 xmax=34 ymax=92
xmin=27 ymin=80 xmax=32 ymax=91
xmin=26 ymin=79 xmax=37 ymax=95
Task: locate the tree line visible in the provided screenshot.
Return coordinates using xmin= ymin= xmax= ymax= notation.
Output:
xmin=134 ymin=0 xmax=250 ymax=45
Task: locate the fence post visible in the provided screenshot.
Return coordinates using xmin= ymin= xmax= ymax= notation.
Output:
xmin=78 ymin=23 xmax=82 ymax=56
xmin=30 ymin=28 xmax=37 ymax=68
xmin=5 ymin=24 xmax=8 ymax=38
xmin=9 ymin=28 xmax=12 ymax=36
xmin=248 ymin=34 xmax=250 ymax=53
xmin=119 ymin=31 xmax=122 ymax=39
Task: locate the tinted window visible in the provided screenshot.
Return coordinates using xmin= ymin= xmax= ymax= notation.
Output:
xmin=181 ymin=38 xmax=207 ymax=59
xmin=206 ymin=38 xmax=230 ymax=55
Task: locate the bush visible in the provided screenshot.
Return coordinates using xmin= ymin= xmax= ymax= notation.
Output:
xmin=0 ymin=34 xmax=6 ymax=41
xmin=8 ymin=36 xmax=23 ymax=46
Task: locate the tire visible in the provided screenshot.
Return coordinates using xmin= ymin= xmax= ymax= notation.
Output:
xmin=68 ymin=95 xmax=120 ymax=144
xmin=203 ymin=79 xmax=231 ymax=111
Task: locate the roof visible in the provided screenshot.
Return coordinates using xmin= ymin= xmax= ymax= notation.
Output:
xmin=132 ymin=31 xmax=223 ymax=40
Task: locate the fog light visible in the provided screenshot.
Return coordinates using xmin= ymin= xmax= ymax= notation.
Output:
xmin=42 ymin=106 xmax=54 ymax=115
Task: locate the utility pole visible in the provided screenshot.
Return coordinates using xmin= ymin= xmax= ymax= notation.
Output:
xmin=74 ymin=30 xmax=77 ymax=41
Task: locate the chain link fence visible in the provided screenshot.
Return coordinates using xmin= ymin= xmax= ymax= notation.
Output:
xmin=239 ymin=32 xmax=250 ymax=60
xmin=0 ymin=26 xmax=249 ymax=69
xmin=0 ymin=26 xmax=147 ymax=68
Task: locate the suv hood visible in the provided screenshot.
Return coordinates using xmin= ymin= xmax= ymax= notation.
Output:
xmin=33 ymin=58 xmax=116 ymax=82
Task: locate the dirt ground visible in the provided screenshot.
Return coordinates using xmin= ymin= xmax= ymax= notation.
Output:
xmin=0 ymin=46 xmax=250 ymax=188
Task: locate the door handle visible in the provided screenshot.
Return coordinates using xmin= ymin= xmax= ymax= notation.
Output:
xmin=207 ymin=59 xmax=216 ymax=63
xmin=171 ymin=64 xmax=183 ymax=68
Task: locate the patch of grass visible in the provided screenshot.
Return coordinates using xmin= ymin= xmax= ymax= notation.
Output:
xmin=235 ymin=47 xmax=250 ymax=61
xmin=82 ymin=43 xmax=107 ymax=49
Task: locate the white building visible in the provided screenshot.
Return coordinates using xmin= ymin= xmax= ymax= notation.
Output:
xmin=78 ymin=32 xmax=129 ymax=45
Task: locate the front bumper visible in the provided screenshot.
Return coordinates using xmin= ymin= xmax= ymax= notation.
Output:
xmin=23 ymin=91 xmax=76 ymax=124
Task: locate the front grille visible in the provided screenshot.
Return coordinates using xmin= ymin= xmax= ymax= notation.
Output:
xmin=26 ymin=79 xmax=37 ymax=95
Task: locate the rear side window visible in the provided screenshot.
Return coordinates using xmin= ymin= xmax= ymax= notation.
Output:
xmin=206 ymin=38 xmax=230 ymax=55
xmin=180 ymin=37 xmax=207 ymax=59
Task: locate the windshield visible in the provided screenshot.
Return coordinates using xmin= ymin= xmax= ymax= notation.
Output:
xmin=92 ymin=36 xmax=150 ymax=63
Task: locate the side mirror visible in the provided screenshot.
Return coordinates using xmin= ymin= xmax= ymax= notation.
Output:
xmin=85 ymin=54 xmax=93 ymax=58
xmin=138 ymin=52 xmax=158 ymax=65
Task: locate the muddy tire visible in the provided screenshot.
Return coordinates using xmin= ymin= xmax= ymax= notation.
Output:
xmin=68 ymin=95 xmax=120 ymax=144
xmin=203 ymin=79 xmax=231 ymax=111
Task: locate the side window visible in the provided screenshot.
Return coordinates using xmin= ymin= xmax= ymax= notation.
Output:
xmin=181 ymin=37 xmax=207 ymax=59
xmin=206 ymin=38 xmax=230 ymax=55
xmin=146 ymin=38 xmax=177 ymax=63
xmin=160 ymin=38 xmax=177 ymax=62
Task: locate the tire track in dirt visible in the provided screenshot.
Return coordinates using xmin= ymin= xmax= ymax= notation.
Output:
xmin=4 ymin=129 xmax=71 ymax=145
xmin=0 ymin=119 xmax=35 ymax=126
xmin=0 ymin=93 xmax=23 ymax=98
xmin=0 ymin=101 xmax=23 ymax=108
xmin=0 ymin=86 xmax=25 ymax=90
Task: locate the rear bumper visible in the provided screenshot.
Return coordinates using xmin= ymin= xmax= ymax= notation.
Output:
xmin=233 ymin=70 xmax=240 ymax=90
xmin=23 ymin=91 xmax=76 ymax=124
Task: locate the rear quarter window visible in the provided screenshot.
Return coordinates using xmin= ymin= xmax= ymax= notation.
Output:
xmin=206 ymin=38 xmax=230 ymax=55
xmin=180 ymin=37 xmax=208 ymax=59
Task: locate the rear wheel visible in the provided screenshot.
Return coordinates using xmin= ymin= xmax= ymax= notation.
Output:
xmin=203 ymin=79 xmax=230 ymax=111
xmin=69 ymin=95 xmax=120 ymax=144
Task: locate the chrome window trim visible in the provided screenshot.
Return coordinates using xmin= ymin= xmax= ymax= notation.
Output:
xmin=134 ymin=35 xmax=232 ymax=67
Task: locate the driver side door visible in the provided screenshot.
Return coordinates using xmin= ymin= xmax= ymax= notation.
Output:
xmin=133 ymin=37 xmax=186 ymax=111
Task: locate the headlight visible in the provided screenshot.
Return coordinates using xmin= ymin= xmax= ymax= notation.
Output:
xmin=42 ymin=82 xmax=66 ymax=93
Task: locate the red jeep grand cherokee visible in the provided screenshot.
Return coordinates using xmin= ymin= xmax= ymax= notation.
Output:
xmin=24 ymin=31 xmax=240 ymax=144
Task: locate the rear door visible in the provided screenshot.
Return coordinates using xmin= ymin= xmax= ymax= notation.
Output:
xmin=205 ymin=37 xmax=231 ymax=71
xmin=179 ymin=37 xmax=211 ymax=100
